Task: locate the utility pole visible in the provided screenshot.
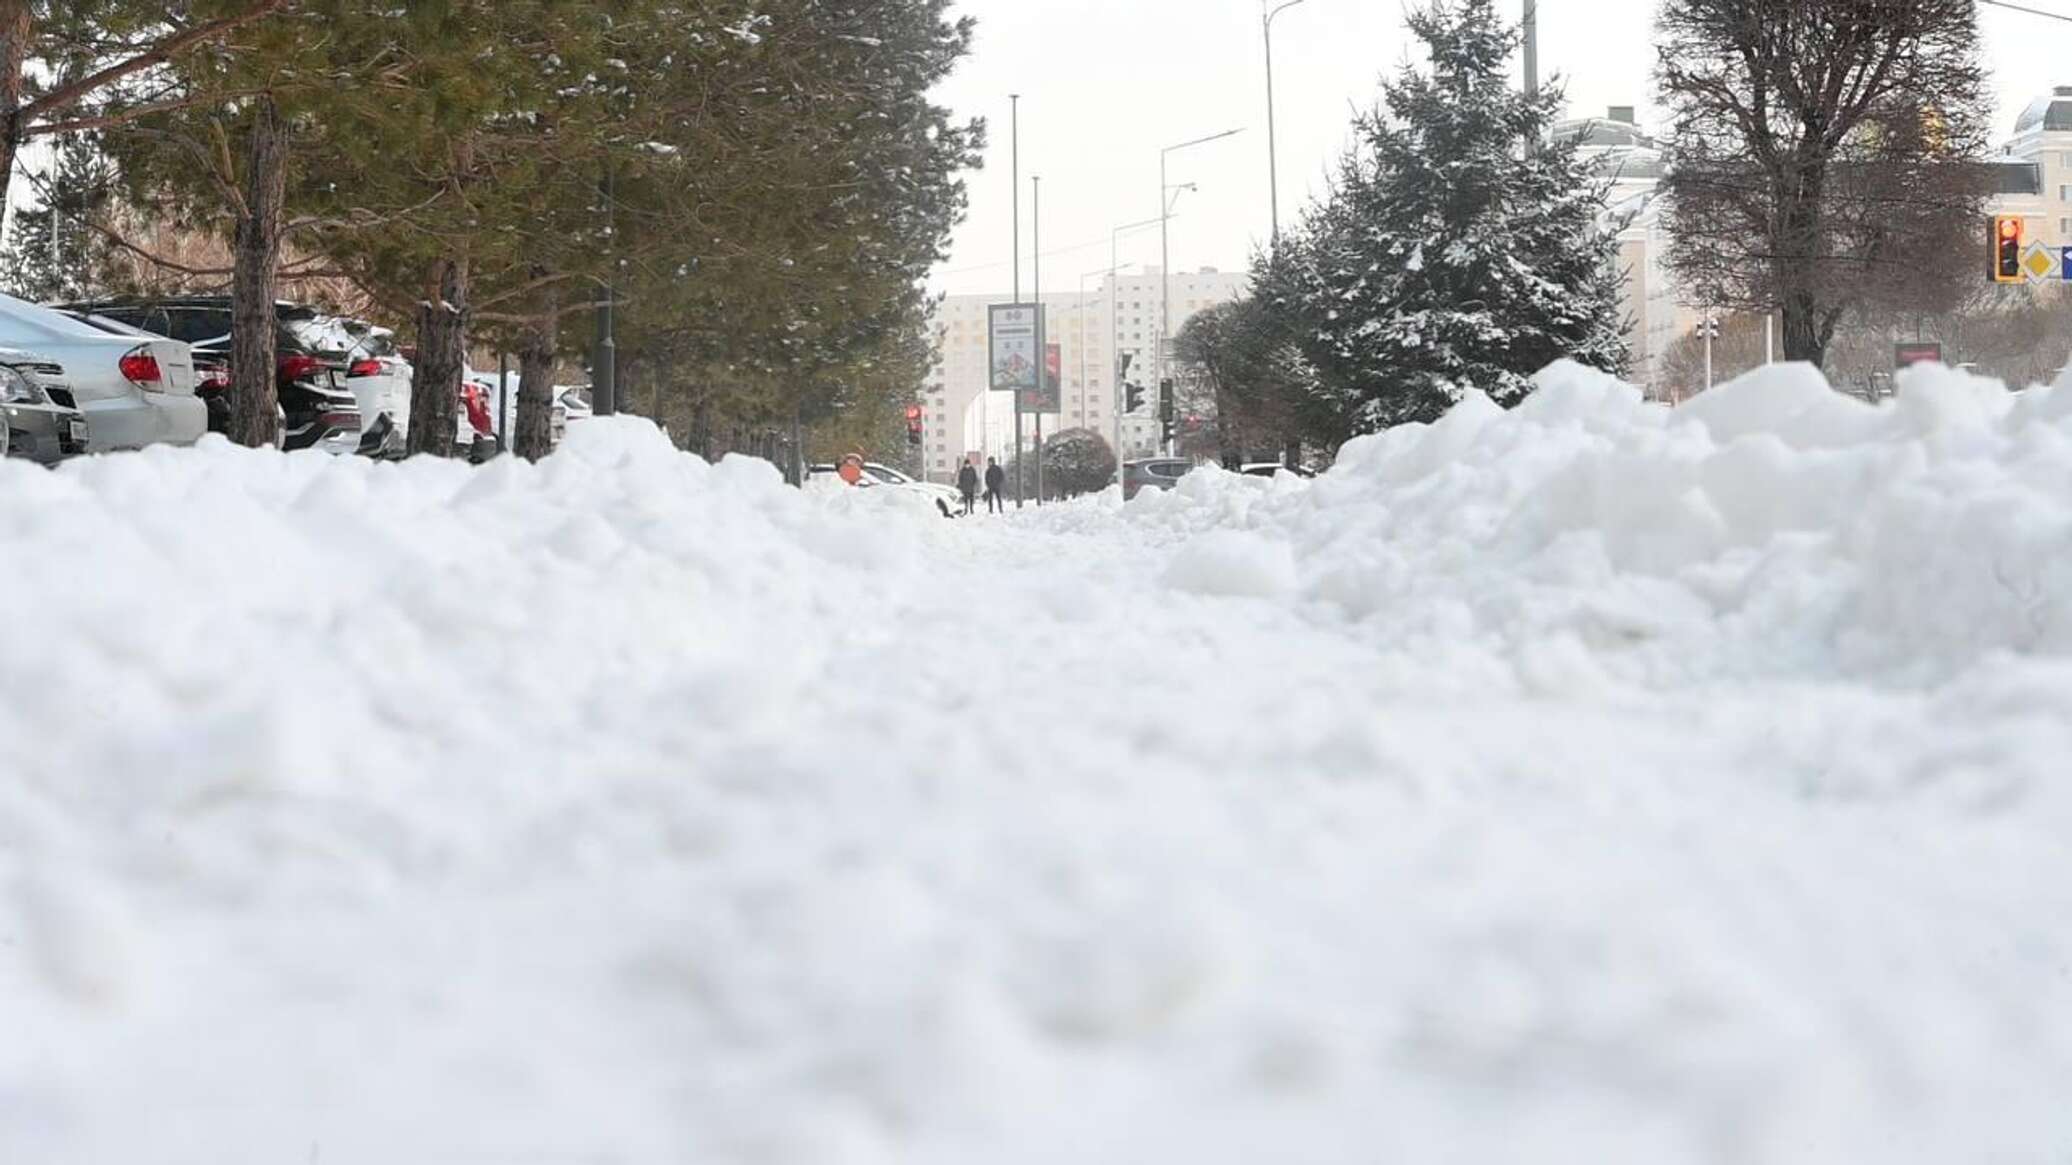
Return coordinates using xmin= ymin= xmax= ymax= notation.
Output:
xmin=595 ymin=162 xmax=618 ymax=416
xmin=1033 ymin=173 xmax=1043 ymax=507
xmin=1701 ymin=315 xmax=1720 ymax=397
xmin=1523 ymin=0 xmax=1539 ymax=96
xmin=1159 ymin=128 xmax=1242 ymax=460
xmin=1011 ymin=94 xmax=1024 ymax=508
xmin=1263 ymin=0 xmax=1313 ymax=248
xmin=497 ymin=350 xmax=509 ymax=446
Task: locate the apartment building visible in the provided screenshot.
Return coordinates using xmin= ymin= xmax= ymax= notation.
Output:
xmin=921 ymin=266 xmax=1250 ymax=482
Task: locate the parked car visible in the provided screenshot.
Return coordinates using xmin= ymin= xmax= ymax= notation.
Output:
xmin=325 ymin=319 xmax=412 ymax=454
xmin=861 ymin=461 xmax=962 ymax=505
xmin=1 ymin=346 xmax=90 ymax=463
xmin=459 ymin=378 xmax=499 ymax=461
xmin=1240 ymin=462 xmax=1314 ymax=479
xmin=53 ymin=296 xmax=362 ymax=454
xmin=0 ymin=292 xmax=203 ymax=450
xmin=1122 ymin=456 xmax=1194 ymax=500
xmin=808 ymin=461 xmax=961 ymax=504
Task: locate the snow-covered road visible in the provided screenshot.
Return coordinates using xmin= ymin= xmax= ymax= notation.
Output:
xmin=4 ymin=362 xmax=2069 ymax=1163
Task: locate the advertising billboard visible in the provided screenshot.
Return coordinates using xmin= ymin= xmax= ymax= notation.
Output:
xmin=988 ymin=305 xmax=1040 ymax=396
xmin=1021 ymin=340 xmax=1062 ymax=414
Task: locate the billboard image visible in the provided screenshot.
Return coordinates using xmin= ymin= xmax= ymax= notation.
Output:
xmin=1021 ymin=340 xmax=1062 ymax=414
xmin=988 ymin=305 xmax=1040 ymax=395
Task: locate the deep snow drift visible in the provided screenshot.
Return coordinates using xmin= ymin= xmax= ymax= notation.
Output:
xmin=3 ymin=361 xmax=2069 ymax=1163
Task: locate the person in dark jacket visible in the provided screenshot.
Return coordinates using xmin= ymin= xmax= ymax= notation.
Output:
xmin=984 ymin=457 xmax=1006 ymax=513
xmin=957 ymin=459 xmax=980 ymax=515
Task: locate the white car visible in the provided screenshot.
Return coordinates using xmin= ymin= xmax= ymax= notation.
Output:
xmin=863 ymin=461 xmax=962 ymax=504
xmin=0 ymin=292 xmax=203 ymax=449
xmin=810 ymin=461 xmax=962 ymax=506
xmin=312 ymin=318 xmax=412 ymax=453
xmin=469 ymin=371 xmax=574 ymax=449
xmin=1240 ymin=462 xmax=1314 ymax=479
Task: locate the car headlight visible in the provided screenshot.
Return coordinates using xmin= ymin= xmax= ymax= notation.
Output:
xmin=0 ymin=365 xmax=47 ymax=405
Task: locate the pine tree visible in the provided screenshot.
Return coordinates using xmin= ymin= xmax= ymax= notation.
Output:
xmin=1257 ymin=0 xmax=1627 ymax=433
xmin=0 ymin=131 xmax=118 ymax=300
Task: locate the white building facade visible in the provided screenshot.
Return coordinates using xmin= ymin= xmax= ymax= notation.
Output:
xmin=921 ymin=266 xmax=1250 ymax=483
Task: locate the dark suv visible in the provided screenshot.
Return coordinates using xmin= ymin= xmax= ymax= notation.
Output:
xmin=54 ymin=297 xmax=362 ymax=453
xmin=1122 ymin=457 xmax=1193 ymax=500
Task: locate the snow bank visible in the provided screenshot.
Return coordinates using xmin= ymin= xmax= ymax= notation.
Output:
xmin=4 ymin=378 xmax=2071 ymax=1164
xmin=1084 ymin=360 xmax=2072 ymax=689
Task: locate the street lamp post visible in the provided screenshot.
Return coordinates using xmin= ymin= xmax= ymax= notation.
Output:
xmin=1033 ymin=173 xmax=1042 ymax=506
xmin=1010 ymin=94 xmax=1023 ymax=507
xmin=1159 ymin=128 xmax=1242 ymax=457
xmin=1264 ymin=0 xmax=1313 ymax=248
xmin=1110 ymin=215 xmax=1163 ymax=481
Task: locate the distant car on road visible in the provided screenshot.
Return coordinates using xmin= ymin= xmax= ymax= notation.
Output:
xmin=0 ymin=292 xmax=203 ymax=450
xmin=1 ymin=346 xmax=90 ymax=464
xmin=1122 ymin=457 xmax=1193 ymax=500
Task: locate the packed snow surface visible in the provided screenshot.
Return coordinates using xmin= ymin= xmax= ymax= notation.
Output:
xmin=4 ymin=361 xmax=2070 ymax=1163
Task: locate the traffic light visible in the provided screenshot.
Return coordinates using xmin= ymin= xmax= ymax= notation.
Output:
xmin=1126 ymin=382 xmax=1145 ymax=413
xmin=905 ymin=403 xmax=923 ymax=446
xmin=1161 ymin=419 xmax=1176 ymax=446
xmin=1159 ymin=378 xmax=1175 ymax=423
xmin=1993 ymin=214 xmax=2023 ymax=283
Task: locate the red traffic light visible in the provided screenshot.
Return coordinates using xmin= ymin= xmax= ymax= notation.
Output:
xmin=905 ymin=404 xmax=922 ymax=421
xmin=1992 ymin=216 xmax=2024 ymax=283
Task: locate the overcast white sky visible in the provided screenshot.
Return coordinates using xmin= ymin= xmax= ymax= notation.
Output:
xmin=928 ymin=0 xmax=2072 ymax=297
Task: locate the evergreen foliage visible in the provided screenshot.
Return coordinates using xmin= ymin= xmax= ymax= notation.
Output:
xmin=1256 ymin=0 xmax=1627 ymax=433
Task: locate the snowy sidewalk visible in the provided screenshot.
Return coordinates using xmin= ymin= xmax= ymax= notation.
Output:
xmin=4 ymin=362 xmax=2070 ymax=1163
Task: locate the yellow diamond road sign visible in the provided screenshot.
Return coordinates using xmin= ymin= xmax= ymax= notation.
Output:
xmin=2022 ymin=240 xmax=2057 ymax=283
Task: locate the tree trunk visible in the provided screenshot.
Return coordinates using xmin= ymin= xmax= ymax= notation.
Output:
xmin=1780 ymin=291 xmax=1830 ymax=369
xmin=513 ymin=285 xmax=559 ymax=461
xmin=229 ymin=95 xmax=286 ymax=448
xmin=0 ymin=0 xmax=27 ymax=201
xmin=408 ymin=257 xmax=467 ymax=457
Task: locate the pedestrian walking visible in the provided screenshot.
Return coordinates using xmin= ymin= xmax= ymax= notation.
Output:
xmin=984 ymin=457 xmax=1006 ymax=514
xmin=957 ymin=458 xmax=980 ymax=515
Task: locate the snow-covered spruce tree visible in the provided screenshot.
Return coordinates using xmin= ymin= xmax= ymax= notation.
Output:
xmin=0 ymin=132 xmax=120 ymax=301
xmin=1256 ymin=0 xmax=1626 ymax=432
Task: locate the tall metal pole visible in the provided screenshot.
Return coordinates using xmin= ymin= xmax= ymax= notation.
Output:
xmin=1264 ymin=0 xmax=1312 ymax=249
xmin=1158 ymin=129 xmax=1242 ymax=459
xmin=1704 ymin=317 xmax=1715 ymax=396
xmin=595 ymin=162 xmax=618 ymax=416
xmin=1033 ymin=173 xmax=1043 ymax=507
xmin=1112 ymin=231 xmax=1124 ymax=482
xmin=1159 ymin=149 xmax=1170 ymax=457
xmin=1109 ymin=215 xmax=1161 ymax=483
xmin=1523 ymin=0 xmax=1539 ymax=96
xmin=497 ymin=350 xmax=509 ymax=446
xmin=1011 ymin=94 xmax=1024 ymax=508
xmin=1264 ymin=3 xmax=1280 ymax=248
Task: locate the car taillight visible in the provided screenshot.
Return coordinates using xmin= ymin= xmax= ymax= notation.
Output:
xmin=199 ymin=367 xmax=231 ymax=390
xmin=321 ymin=409 xmax=362 ymax=431
xmin=119 ymin=347 xmax=163 ymax=390
xmin=280 ymin=354 xmax=325 ymax=382
xmin=347 ymin=358 xmax=382 ymax=378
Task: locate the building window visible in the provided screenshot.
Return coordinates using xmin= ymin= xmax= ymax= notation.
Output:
xmin=2061 ymin=185 xmax=2072 ymax=202
xmin=2062 ymin=217 xmax=2071 ymax=235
